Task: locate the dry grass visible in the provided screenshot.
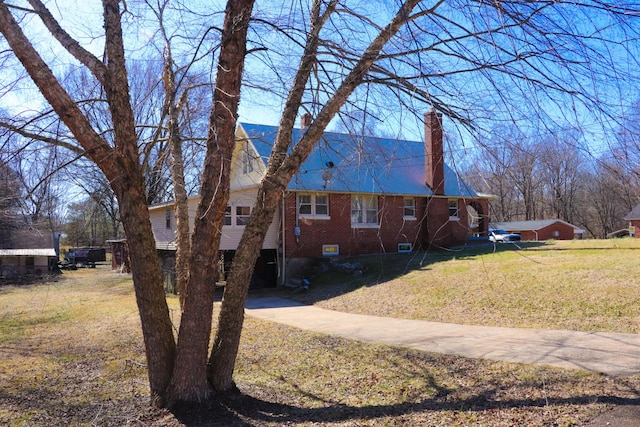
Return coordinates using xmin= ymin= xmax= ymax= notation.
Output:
xmin=1 ymin=242 xmax=640 ymax=426
xmin=294 ymin=239 xmax=640 ymax=333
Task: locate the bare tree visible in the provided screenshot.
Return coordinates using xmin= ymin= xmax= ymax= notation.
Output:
xmin=0 ymin=0 xmax=176 ymax=405
xmin=538 ymin=133 xmax=584 ymax=223
xmin=0 ymin=158 xmax=22 ymax=229
xmin=2 ymin=0 xmax=640 ymax=411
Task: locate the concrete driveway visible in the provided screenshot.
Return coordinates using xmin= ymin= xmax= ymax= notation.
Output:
xmin=245 ymin=297 xmax=640 ymax=376
xmin=245 ymin=297 xmax=640 ymax=425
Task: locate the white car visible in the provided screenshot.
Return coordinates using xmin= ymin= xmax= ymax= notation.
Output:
xmin=489 ymin=229 xmax=521 ymax=243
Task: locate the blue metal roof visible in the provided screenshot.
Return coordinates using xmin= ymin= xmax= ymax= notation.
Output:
xmin=239 ymin=122 xmax=478 ymax=198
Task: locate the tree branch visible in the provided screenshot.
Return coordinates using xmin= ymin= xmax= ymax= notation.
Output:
xmin=26 ymin=0 xmax=108 ymax=86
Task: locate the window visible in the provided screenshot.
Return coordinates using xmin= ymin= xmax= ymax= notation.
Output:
xmin=241 ymin=145 xmax=255 ymax=174
xmin=297 ymin=193 xmax=329 ymax=217
xmin=403 ymin=198 xmax=416 ymax=218
xmin=351 ymin=195 xmax=378 ymax=226
xmin=235 ymin=206 xmax=251 ymax=225
xmin=165 ymin=209 xmax=171 ymax=229
xmin=25 ymin=257 xmax=34 ymax=269
xmin=224 ymin=206 xmax=232 ymax=226
xmin=298 ymin=194 xmax=312 ymax=215
xmin=448 ymin=199 xmax=459 ymax=219
xmin=315 ymin=195 xmax=328 ymax=215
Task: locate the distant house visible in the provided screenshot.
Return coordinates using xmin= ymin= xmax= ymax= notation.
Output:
xmin=0 ymin=229 xmax=58 ymax=279
xmin=490 ymin=219 xmax=584 ymax=241
xmin=149 ymin=111 xmax=491 ymax=286
xmin=624 ymin=204 xmax=640 ymax=237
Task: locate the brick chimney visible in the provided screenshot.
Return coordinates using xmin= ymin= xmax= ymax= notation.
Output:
xmin=425 ymin=109 xmax=445 ymax=195
xmin=301 ymin=113 xmax=312 ymax=128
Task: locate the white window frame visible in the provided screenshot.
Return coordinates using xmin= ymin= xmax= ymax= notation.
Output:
xmin=165 ymin=209 xmax=172 ymax=229
xmin=297 ymin=193 xmax=330 ymax=219
xmin=223 ymin=206 xmax=232 ymax=226
xmin=403 ymin=197 xmax=416 ymax=219
xmin=235 ymin=206 xmax=251 ymax=226
xmin=351 ymin=195 xmax=379 ymax=228
xmin=448 ymin=199 xmax=459 ymax=220
xmin=241 ymin=145 xmax=255 ymax=174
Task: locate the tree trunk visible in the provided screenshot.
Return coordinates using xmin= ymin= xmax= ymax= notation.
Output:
xmin=115 ymin=175 xmax=177 ymax=407
xmin=208 ymin=181 xmax=282 ymax=391
xmin=171 ymin=119 xmax=191 ymax=308
xmin=165 ymin=74 xmax=191 ymax=309
xmin=0 ymin=0 xmax=178 ymax=406
xmin=166 ymin=0 xmax=255 ymax=404
xmin=207 ymin=0 xmax=423 ymax=391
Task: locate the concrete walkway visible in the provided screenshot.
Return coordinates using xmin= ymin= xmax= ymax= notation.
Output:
xmin=245 ymin=297 xmax=640 ymax=376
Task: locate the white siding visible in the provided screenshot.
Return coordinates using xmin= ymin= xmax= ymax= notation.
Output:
xmin=149 ymin=127 xmax=277 ymax=252
xmin=231 ymin=128 xmax=267 ymax=190
xmin=149 ymin=204 xmax=177 ymax=250
xmin=221 ymin=188 xmax=279 ymax=250
xmin=149 ymin=189 xmax=279 ymax=251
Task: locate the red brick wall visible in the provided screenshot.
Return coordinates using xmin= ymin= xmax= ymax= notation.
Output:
xmin=517 ymin=223 xmax=576 ymax=241
xmin=631 ymin=220 xmax=640 ymax=238
xmin=283 ymin=192 xmax=473 ymax=258
xmin=425 ymin=198 xmax=470 ymax=248
xmin=283 ymin=193 xmax=427 ymax=258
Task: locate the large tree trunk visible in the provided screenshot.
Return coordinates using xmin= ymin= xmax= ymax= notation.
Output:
xmin=166 ymin=0 xmax=255 ymax=404
xmin=208 ymin=0 xmax=423 ymax=392
xmin=102 ymin=0 xmax=177 ymax=405
xmin=115 ymin=174 xmax=177 ymax=407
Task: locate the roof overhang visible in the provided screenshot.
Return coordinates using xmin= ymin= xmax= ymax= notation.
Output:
xmin=0 ymin=249 xmax=56 ymax=257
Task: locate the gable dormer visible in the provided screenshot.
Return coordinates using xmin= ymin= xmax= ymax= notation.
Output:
xmin=231 ymin=126 xmax=267 ymax=189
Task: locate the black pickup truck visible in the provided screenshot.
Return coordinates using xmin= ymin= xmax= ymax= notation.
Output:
xmin=59 ymin=247 xmax=106 ymax=269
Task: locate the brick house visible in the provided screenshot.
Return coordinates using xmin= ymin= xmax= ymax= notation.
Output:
xmin=624 ymin=203 xmax=640 ymax=237
xmin=490 ymin=219 xmax=584 ymax=241
xmin=149 ymin=111 xmax=490 ymax=286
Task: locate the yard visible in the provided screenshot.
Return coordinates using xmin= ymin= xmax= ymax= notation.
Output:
xmin=294 ymin=239 xmax=640 ymax=333
xmin=1 ymin=239 xmax=640 ymax=426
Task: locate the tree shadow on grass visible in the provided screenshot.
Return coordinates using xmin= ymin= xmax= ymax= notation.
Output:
xmin=171 ymin=349 xmax=640 ymax=426
xmin=170 ymin=390 xmax=640 ymax=426
xmin=279 ymin=242 xmax=546 ymax=306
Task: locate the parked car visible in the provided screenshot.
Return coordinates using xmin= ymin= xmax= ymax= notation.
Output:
xmin=489 ymin=229 xmax=521 ymax=243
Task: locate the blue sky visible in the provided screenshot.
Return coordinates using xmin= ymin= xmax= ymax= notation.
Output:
xmin=2 ymin=0 xmax=640 ymax=167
